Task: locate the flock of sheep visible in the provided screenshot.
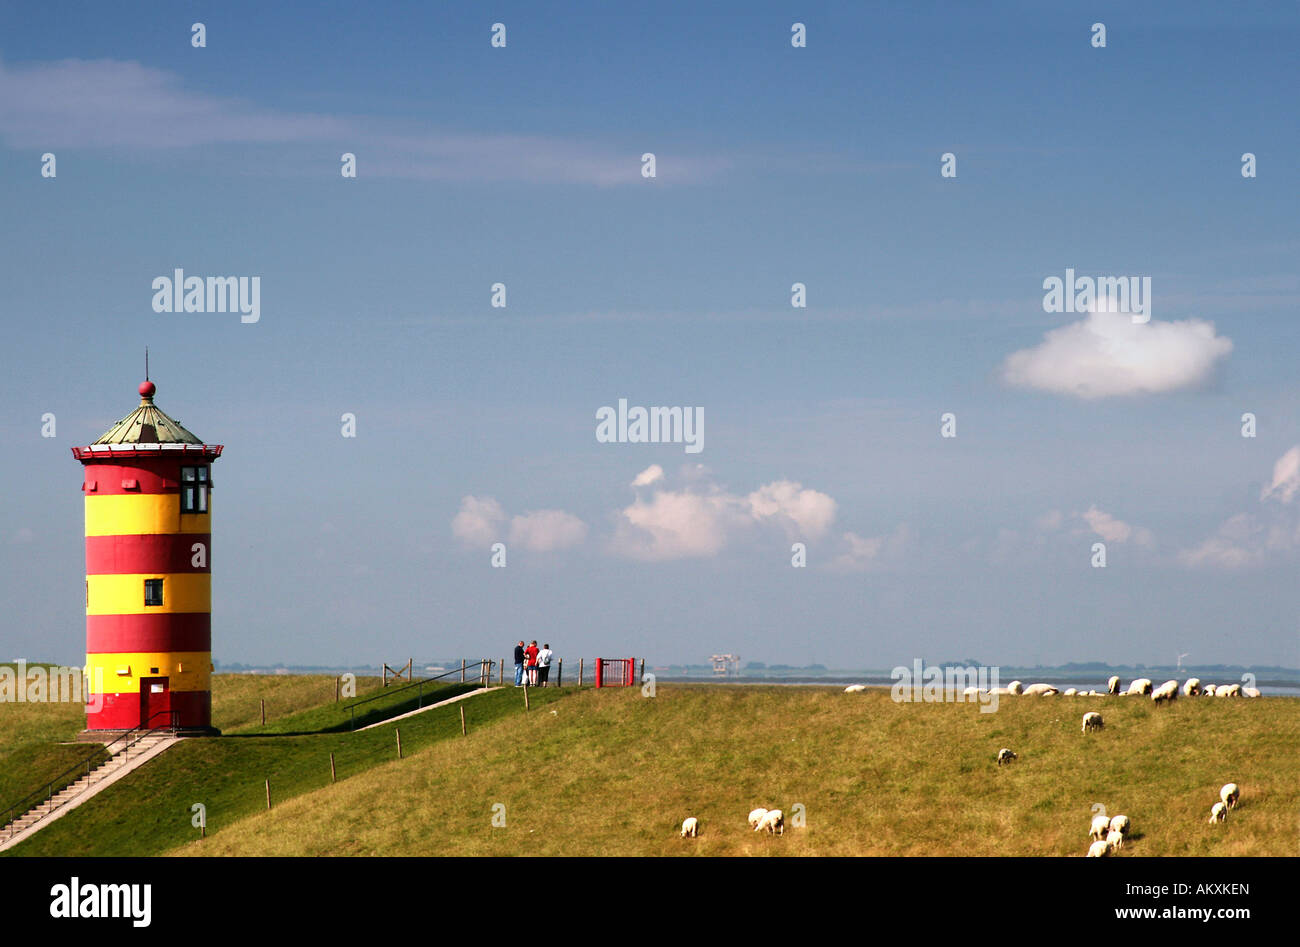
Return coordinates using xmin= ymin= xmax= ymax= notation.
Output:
xmin=892 ymin=675 xmax=1264 ymax=700
xmin=677 ymin=676 xmax=1255 ymax=848
xmin=678 ymin=807 xmax=784 ymax=839
xmin=855 ymin=674 xmax=1252 ymax=856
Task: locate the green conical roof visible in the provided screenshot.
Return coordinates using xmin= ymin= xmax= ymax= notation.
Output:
xmin=91 ymin=381 xmax=205 ymax=445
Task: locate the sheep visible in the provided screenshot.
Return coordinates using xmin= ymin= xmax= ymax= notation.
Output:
xmin=1063 ymin=687 xmax=1078 ymax=696
xmin=1087 ymin=839 xmax=1111 ymax=857
xmin=962 ymin=685 xmax=983 ymax=699
xmin=756 ymin=809 xmax=784 ymax=835
xmin=843 ymin=684 xmax=867 ymax=693
xmin=1220 ymin=783 xmax=1239 ymax=809
xmin=1202 ymin=683 xmax=1217 ymax=696
xmin=988 ymin=687 xmax=1012 ymax=696
xmin=1242 ymin=686 xmax=1261 ymax=698
xmin=1109 ymin=814 xmax=1130 ymax=836
xmin=997 ymin=748 xmax=1017 ymax=766
xmin=1151 ymin=680 xmax=1180 ymax=704
xmin=1209 ymin=802 xmax=1227 ymax=824
xmin=1007 ymin=680 xmax=1024 ymax=695
xmin=1082 ymin=711 xmax=1104 ymax=732
xmin=1090 ymin=814 xmax=1111 ymax=840
xmin=1183 ymin=677 xmax=1202 ymax=697
xmin=747 ymin=807 xmax=769 ymax=829
xmin=680 ymin=817 xmax=699 ymax=838
xmin=1022 ymin=683 xmax=1059 ymax=696
xmin=1217 ymin=683 xmax=1242 ymax=698
xmin=1106 ymin=828 xmax=1125 ymax=851
xmin=1126 ymin=678 xmax=1153 ymax=696
xmin=1107 ymin=675 xmax=1121 ymax=695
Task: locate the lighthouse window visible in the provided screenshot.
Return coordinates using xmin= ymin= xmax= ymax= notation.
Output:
xmin=144 ymin=579 xmax=164 ymax=607
xmin=180 ymin=466 xmax=209 ymax=513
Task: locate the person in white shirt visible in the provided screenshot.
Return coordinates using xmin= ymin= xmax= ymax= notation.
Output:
xmin=537 ymin=644 xmax=554 ymax=686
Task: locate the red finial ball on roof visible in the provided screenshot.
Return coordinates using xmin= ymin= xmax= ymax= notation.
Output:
xmin=139 ymin=380 xmax=156 ymax=398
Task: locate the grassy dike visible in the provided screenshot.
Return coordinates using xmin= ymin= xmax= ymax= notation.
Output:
xmin=165 ymin=684 xmax=1299 ymax=857
xmin=3 ymin=674 xmax=534 ymax=856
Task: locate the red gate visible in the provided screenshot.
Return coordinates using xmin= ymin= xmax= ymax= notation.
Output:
xmin=594 ymin=657 xmax=636 ymax=688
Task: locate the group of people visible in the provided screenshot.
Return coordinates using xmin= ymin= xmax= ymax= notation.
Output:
xmin=513 ymin=640 xmax=553 ymax=687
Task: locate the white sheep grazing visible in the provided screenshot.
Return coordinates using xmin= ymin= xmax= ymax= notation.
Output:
xmin=756 ymin=809 xmax=784 ymax=835
xmin=1063 ymin=687 xmax=1078 ymax=696
xmin=962 ymin=685 xmax=983 ymax=699
xmin=1182 ymin=677 xmax=1202 ymax=697
xmin=1217 ymin=683 xmax=1242 ymax=698
xmin=988 ymin=687 xmax=1012 ymax=696
xmin=1109 ymin=814 xmax=1130 ymax=836
xmin=997 ymin=747 xmax=1017 ymax=766
xmin=1106 ymin=828 xmax=1125 ymax=851
xmin=843 ymin=684 xmax=867 ymax=693
xmin=747 ymin=807 xmax=769 ymax=829
xmin=1242 ymin=686 xmax=1261 ymax=698
xmin=1126 ymin=678 xmax=1153 ymax=696
xmin=1087 ymin=839 xmax=1111 ymax=857
xmin=1220 ymin=783 xmax=1239 ymax=809
xmin=1202 ymin=683 xmax=1216 ymax=696
xmin=1107 ymin=675 xmax=1121 ymax=695
xmin=1151 ymin=680 xmax=1180 ymax=704
xmin=1022 ymin=683 xmax=1059 ymax=697
xmin=1007 ymin=680 xmax=1024 ymax=695
xmin=1082 ymin=711 xmax=1104 ymax=732
xmin=681 ymin=817 xmax=699 ymax=838
xmin=1090 ymin=814 xmax=1111 ymax=840
xmin=1209 ymin=802 xmax=1227 ymax=824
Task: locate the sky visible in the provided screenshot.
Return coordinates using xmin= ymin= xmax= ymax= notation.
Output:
xmin=1 ymin=1 xmax=1297 ymax=670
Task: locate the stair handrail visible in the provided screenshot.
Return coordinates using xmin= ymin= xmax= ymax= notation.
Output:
xmin=1 ymin=708 xmax=179 ymax=840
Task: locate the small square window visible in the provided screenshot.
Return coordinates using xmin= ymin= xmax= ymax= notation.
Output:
xmin=144 ymin=578 xmax=164 ymax=607
xmin=180 ymin=466 xmax=210 ymax=513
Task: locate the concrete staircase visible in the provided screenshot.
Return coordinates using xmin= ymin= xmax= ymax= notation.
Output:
xmin=0 ymin=731 xmax=177 ymax=852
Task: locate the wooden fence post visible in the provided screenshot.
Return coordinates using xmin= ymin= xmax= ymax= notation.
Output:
xmin=335 ymin=676 xmax=340 ymax=702
xmin=461 ymin=659 xmax=466 ymax=683
xmin=265 ymin=779 xmax=271 ymax=810
xmin=396 ymin=728 xmax=403 ymax=759
xmin=499 ymin=659 xmax=504 ymax=685
xmin=557 ymin=659 xmax=563 ymax=688
xmin=260 ymin=698 xmax=265 ymax=725
xmin=460 ymin=705 xmax=467 ymax=736
xmin=579 ymin=658 xmax=583 ymax=688
xmin=639 ymin=658 xmax=645 ymax=683
xmin=523 ymin=685 xmax=530 ymax=710
xmin=330 ymin=752 xmax=336 ymax=783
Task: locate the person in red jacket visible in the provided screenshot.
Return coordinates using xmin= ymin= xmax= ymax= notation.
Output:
xmin=525 ymin=640 xmax=540 ymax=686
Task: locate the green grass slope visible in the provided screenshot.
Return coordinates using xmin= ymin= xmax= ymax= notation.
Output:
xmin=4 ymin=684 xmax=552 ymax=856
xmin=167 ymin=686 xmax=1298 ymax=857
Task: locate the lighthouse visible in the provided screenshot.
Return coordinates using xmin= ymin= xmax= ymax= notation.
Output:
xmin=72 ymin=378 xmax=223 ymax=733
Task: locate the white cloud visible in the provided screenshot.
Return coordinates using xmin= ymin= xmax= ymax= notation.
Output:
xmin=830 ymin=525 xmax=914 ymax=571
xmin=1181 ymin=447 xmax=1300 ymax=568
xmin=0 ymin=58 xmax=731 ymax=185
xmin=631 ymin=464 xmax=664 ymax=488
xmin=1077 ymin=506 xmax=1154 ymax=546
xmin=1178 ymin=514 xmax=1266 ymax=570
xmin=745 ymin=480 xmax=837 ymax=539
xmin=451 ymin=496 xmax=505 ymax=546
xmin=1262 ymin=446 xmax=1300 ymax=504
xmin=611 ymin=471 xmax=838 ymax=561
xmin=508 ymin=510 xmax=588 ymax=552
xmin=1000 ymin=309 xmax=1232 ymax=399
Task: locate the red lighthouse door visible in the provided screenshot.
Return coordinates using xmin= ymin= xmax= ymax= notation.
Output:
xmin=140 ymin=678 xmax=171 ymax=728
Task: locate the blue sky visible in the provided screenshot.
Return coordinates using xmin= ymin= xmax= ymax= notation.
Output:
xmin=2 ymin=1 xmax=1297 ymax=670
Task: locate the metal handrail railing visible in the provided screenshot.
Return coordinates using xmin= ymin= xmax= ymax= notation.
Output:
xmin=1 ymin=708 xmax=179 ymax=840
xmin=345 ymin=661 xmax=489 ymax=731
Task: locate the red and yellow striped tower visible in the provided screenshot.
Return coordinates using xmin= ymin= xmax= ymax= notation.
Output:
xmin=72 ymin=379 xmax=223 ymax=732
